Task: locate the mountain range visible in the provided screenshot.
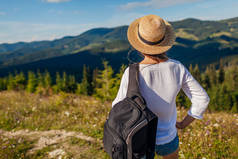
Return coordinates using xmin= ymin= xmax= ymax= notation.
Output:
xmin=0 ymin=16 xmax=238 ymax=78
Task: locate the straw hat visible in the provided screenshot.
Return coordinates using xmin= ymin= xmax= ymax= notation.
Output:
xmin=127 ymin=14 xmax=176 ymax=55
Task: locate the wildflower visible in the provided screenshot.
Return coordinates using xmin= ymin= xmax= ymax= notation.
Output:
xmin=64 ymin=111 xmax=70 ymax=117
xmin=32 ymin=106 xmax=36 ymax=111
xmin=213 ymin=123 xmax=219 ymax=128
xmin=204 ymin=120 xmax=210 ymax=126
xmin=205 ymin=130 xmax=210 ymax=136
xmin=18 ymin=138 xmax=23 ymax=143
xmin=180 ymin=153 xmax=185 ymax=159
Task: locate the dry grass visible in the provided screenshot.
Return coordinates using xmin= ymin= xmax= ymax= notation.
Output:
xmin=0 ymin=91 xmax=237 ymax=159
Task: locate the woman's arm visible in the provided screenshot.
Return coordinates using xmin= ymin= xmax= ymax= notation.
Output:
xmin=176 ymin=114 xmax=195 ymax=129
xmin=177 ymin=64 xmax=210 ymax=129
xmin=112 ymin=67 xmax=129 ymax=107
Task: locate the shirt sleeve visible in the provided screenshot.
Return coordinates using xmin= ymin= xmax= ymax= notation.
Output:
xmin=181 ymin=65 xmax=210 ymax=120
xmin=112 ymin=67 xmax=129 ymax=107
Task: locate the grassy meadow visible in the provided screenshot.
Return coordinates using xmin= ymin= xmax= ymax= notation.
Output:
xmin=0 ymin=91 xmax=237 ymax=159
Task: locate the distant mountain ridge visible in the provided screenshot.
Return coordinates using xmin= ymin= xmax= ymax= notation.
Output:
xmin=0 ymin=16 xmax=238 ymax=77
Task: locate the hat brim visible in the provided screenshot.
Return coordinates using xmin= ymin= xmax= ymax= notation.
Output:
xmin=127 ymin=16 xmax=176 ymax=55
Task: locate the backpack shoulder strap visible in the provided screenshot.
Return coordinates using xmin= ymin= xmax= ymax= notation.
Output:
xmin=126 ymin=63 xmax=146 ymax=110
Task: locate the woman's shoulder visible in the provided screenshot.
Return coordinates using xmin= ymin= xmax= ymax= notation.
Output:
xmin=167 ymin=58 xmax=183 ymax=65
xmin=166 ymin=58 xmax=187 ymax=70
xmin=139 ymin=58 xmax=184 ymax=68
xmin=124 ymin=59 xmax=186 ymax=72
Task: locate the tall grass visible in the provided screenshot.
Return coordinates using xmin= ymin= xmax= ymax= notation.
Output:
xmin=0 ymin=91 xmax=237 ymax=158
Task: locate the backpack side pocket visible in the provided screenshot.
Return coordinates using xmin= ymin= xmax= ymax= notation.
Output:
xmin=112 ymin=137 xmax=126 ymax=159
xmin=103 ymin=120 xmax=127 ymax=159
xmin=103 ymin=120 xmax=114 ymax=157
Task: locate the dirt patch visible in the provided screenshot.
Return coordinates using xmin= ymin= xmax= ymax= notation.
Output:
xmin=48 ymin=149 xmax=66 ymax=158
xmin=0 ymin=129 xmax=100 ymax=154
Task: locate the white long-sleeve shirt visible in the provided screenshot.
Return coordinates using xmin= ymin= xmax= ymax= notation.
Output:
xmin=112 ymin=58 xmax=210 ymax=145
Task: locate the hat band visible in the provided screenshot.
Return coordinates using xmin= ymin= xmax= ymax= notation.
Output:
xmin=138 ymin=30 xmax=165 ymax=45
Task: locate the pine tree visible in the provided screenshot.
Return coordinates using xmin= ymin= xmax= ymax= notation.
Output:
xmin=26 ymin=71 xmax=37 ymax=93
xmin=176 ymin=91 xmax=186 ymax=107
xmin=87 ymin=67 xmax=93 ymax=95
xmin=76 ymin=83 xmax=81 ymax=95
xmin=209 ymin=64 xmax=217 ymax=87
xmin=231 ymin=92 xmax=238 ymax=113
xmin=202 ymin=67 xmax=211 ymax=90
xmin=1 ymin=78 xmax=7 ymax=91
xmin=219 ymin=84 xmax=233 ymax=111
xmin=14 ymin=71 xmax=26 ymax=90
xmin=62 ymin=72 xmax=68 ymax=92
xmin=210 ymin=86 xmax=220 ymax=111
xmin=94 ymin=61 xmax=115 ymax=101
xmin=36 ymin=70 xmax=45 ymax=94
xmin=68 ymin=75 xmax=77 ymax=93
xmin=44 ymin=70 xmax=52 ymax=88
xmin=189 ymin=64 xmax=194 ymax=76
xmin=231 ymin=65 xmax=238 ymax=90
xmin=53 ymin=72 xmax=63 ymax=93
xmin=0 ymin=78 xmax=3 ymax=91
xmin=193 ymin=64 xmax=201 ymax=83
xmin=79 ymin=65 xmax=90 ymax=95
xmin=44 ymin=70 xmax=52 ymax=95
xmin=218 ymin=60 xmax=225 ymax=84
xmin=7 ymin=73 xmax=15 ymax=90
xmin=111 ymin=64 xmax=126 ymax=98
xmin=91 ymin=68 xmax=99 ymax=95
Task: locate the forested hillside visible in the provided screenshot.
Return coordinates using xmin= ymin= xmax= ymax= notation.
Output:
xmin=0 ymin=60 xmax=238 ymax=113
xmin=0 ymin=17 xmax=238 ymax=77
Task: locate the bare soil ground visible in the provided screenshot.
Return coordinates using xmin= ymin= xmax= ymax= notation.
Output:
xmin=0 ymin=129 xmax=101 ymax=158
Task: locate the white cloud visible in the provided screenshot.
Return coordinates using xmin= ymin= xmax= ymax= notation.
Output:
xmin=0 ymin=21 xmax=96 ymax=44
xmin=120 ymin=0 xmax=202 ymax=10
xmin=0 ymin=12 xmax=144 ymax=44
xmin=43 ymin=0 xmax=71 ymax=3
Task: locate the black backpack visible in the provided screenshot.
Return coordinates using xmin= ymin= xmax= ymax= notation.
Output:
xmin=103 ymin=63 xmax=158 ymax=159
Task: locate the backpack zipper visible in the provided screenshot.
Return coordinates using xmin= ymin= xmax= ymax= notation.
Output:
xmin=126 ymin=119 xmax=148 ymax=159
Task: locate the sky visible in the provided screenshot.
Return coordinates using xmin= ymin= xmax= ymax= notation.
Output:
xmin=0 ymin=0 xmax=237 ymax=44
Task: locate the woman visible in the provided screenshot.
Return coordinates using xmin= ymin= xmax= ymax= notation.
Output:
xmin=112 ymin=15 xmax=210 ymax=159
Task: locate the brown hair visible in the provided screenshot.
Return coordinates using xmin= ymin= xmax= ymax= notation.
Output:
xmin=142 ymin=52 xmax=168 ymax=63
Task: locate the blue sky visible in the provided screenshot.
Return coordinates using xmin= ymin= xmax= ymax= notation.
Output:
xmin=0 ymin=0 xmax=237 ymax=44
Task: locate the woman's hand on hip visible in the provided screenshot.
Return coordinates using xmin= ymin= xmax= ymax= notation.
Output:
xmin=176 ymin=121 xmax=185 ymax=129
xmin=176 ymin=115 xmax=196 ymax=129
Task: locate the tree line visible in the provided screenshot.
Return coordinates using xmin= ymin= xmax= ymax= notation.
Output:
xmin=0 ymin=60 xmax=238 ymax=113
xmin=177 ymin=61 xmax=238 ymax=113
xmin=0 ymin=61 xmax=125 ymax=102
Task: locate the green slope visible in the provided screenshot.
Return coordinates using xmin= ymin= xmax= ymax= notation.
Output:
xmin=0 ymin=17 xmax=238 ymax=72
